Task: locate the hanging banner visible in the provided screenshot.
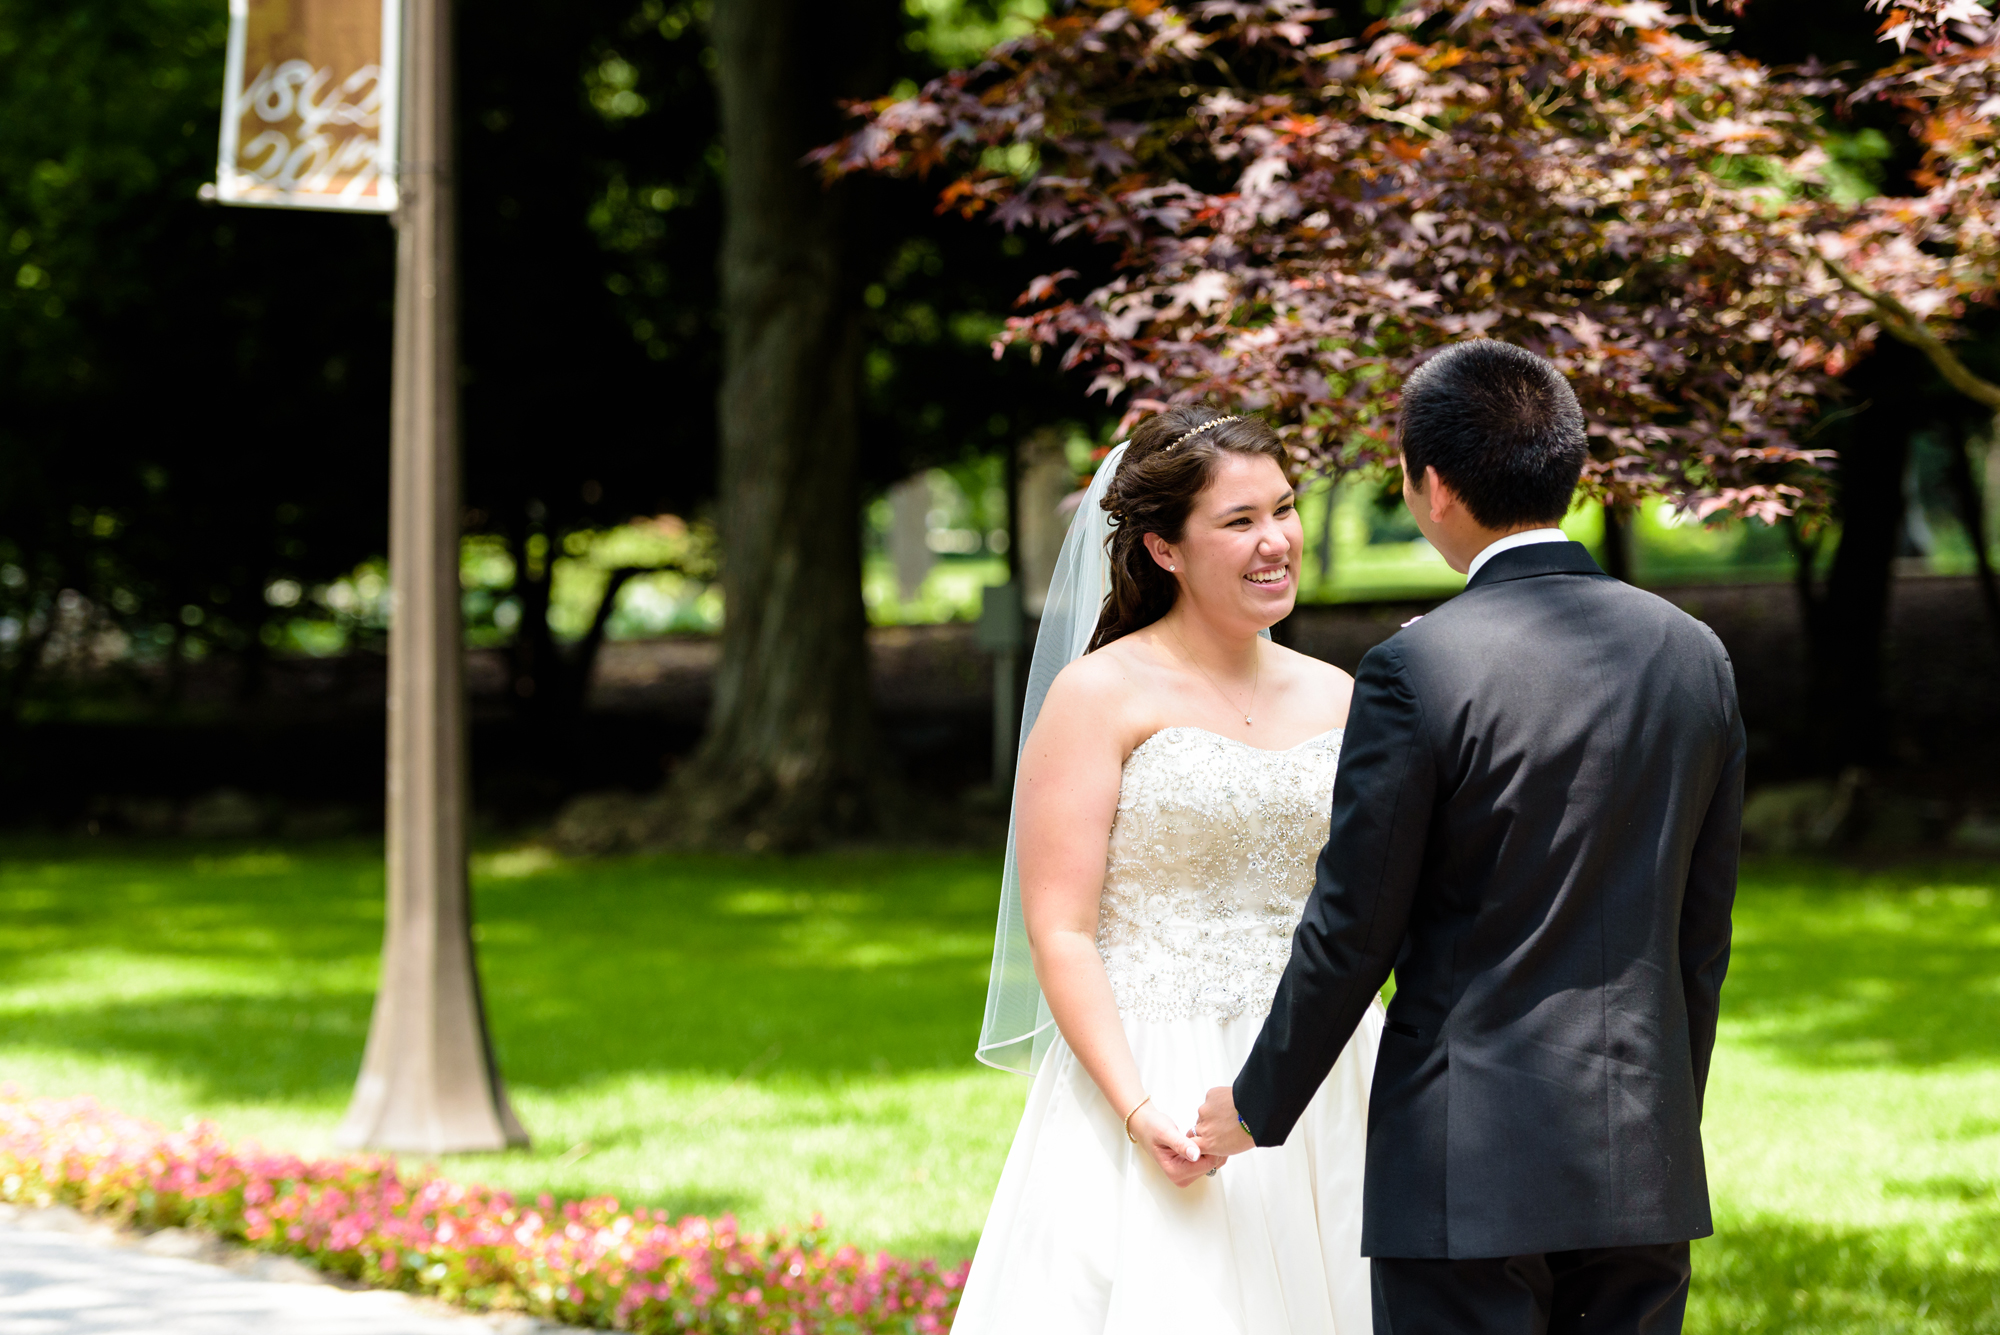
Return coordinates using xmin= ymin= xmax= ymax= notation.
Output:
xmin=209 ymin=0 xmax=401 ymax=212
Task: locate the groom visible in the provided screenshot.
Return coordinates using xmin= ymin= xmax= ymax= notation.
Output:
xmin=1196 ymin=340 xmax=1744 ymax=1334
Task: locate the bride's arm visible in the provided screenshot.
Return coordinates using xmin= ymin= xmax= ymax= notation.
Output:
xmin=1015 ymin=666 xmax=1221 ymax=1188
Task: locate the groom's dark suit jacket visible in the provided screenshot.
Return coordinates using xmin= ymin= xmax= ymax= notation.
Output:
xmin=1235 ymin=541 xmax=1744 ymax=1260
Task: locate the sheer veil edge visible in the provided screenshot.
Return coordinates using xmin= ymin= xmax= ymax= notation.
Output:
xmin=974 ymin=442 xmax=1128 ymax=1075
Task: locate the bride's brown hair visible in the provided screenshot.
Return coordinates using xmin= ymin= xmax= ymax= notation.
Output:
xmin=1089 ymin=407 xmax=1291 ymax=651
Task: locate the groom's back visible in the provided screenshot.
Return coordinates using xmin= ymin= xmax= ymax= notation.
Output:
xmin=1233 ymin=339 xmax=1747 ymax=1279
xmin=1368 ymin=543 xmax=1742 ymax=1258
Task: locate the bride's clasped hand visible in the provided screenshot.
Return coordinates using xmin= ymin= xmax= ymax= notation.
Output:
xmin=1121 ymin=1092 xmax=1211 ymax=1189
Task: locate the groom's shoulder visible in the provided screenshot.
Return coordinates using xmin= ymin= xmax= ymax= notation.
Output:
xmin=1579 ymin=576 xmax=1734 ymax=658
xmin=1379 ymin=569 xmax=1728 ymax=664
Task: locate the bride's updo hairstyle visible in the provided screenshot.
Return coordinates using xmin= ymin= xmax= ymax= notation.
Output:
xmin=1089 ymin=406 xmax=1290 ymax=651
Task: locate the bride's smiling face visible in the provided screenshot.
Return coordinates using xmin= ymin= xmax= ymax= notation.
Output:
xmin=1143 ymin=452 xmax=1302 ymax=631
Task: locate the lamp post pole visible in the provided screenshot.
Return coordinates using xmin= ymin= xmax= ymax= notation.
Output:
xmin=335 ymin=0 xmax=527 ymax=1154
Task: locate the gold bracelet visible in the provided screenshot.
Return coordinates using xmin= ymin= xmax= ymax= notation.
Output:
xmin=1122 ymin=1094 xmax=1152 ymax=1143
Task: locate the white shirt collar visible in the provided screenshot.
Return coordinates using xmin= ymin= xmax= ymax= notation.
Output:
xmin=1465 ymin=527 xmax=1569 ymax=582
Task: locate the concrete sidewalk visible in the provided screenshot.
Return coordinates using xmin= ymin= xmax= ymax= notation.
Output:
xmin=0 ymin=1205 xmax=583 ymax=1335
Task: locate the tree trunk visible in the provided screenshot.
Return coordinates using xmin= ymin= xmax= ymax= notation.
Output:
xmin=506 ymin=519 xmax=559 ymax=717
xmin=558 ymin=564 xmax=651 ymax=716
xmin=690 ymin=0 xmax=891 ymax=848
xmin=1803 ymin=269 xmax=2000 ymax=768
xmin=1800 ymin=344 xmax=1919 ymax=774
xmin=1600 ymin=500 xmax=1634 ymax=583
xmin=1945 ymin=425 xmax=2000 ymax=648
xmin=164 ymin=616 xmax=189 ymax=706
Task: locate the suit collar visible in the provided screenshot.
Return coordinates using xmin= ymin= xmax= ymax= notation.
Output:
xmin=1463 ymin=540 xmax=1605 ymax=590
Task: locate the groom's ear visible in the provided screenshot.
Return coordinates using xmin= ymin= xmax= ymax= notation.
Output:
xmin=1400 ymin=453 xmax=1441 ymax=506
xmin=1418 ymin=466 xmax=1460 ymax=525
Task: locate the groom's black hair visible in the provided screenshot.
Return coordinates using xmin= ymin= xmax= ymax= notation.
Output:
xmin=1398 ymin=340 xmax=1588 ymax=529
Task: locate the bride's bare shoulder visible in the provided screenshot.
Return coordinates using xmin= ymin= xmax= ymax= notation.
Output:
xmin=1034 ymin=637 xmax=1157 ymax=748
xmin=1268 ymin=641 xmax=1353 ymax=689
xmin=1044 ymin=637 xmax=1142 ymax=710
xmin=1267 ymin=641 xmax=1355 ymax=717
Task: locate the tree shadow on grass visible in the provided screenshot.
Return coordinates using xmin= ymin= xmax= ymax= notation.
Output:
xmin=2 ymin=991 xmax=376 ymax=1102
xmin=0 ymin=844 xmax=1005 ymax=1102
xmin=1694 ymin=1212 xmax=2000 ymax=1334
xmin=10 ymin=851 xmax=1997 ymax=1099
xmin=0 ymin=945 xmax=995 ymax=1105
xmin=1723 ymin=867 xmax=2000 ymax=1069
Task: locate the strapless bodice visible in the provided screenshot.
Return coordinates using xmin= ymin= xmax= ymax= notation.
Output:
xmin=1096 ymin=725 xmax=1342 ymax=1024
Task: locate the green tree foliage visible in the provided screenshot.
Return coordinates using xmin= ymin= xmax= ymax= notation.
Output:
xmin=454 ymin=0 xmax=1116 ymax=731
xmin=0 ymin=0 xmax=1113 ymax=749
xmin=457 ymin=0 xmax=724 ymax=721
xmin=0 ymin=0 xmax=394 ymax=713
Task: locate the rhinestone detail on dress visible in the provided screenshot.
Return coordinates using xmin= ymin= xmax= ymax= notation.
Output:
xmin=1096 ymin=725 xmax=1342 ymax=1024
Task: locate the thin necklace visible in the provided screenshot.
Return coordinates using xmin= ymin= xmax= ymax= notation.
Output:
xmin=1169 ymin=623 xmax=1260 ymax=727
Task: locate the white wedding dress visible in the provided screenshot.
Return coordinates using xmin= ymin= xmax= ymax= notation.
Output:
xmin=954 ymin=726 xmax=1384 ymax=1335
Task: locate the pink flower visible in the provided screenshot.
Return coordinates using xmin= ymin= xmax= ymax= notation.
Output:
xmin=0 ymin=1090 xmax=965 ymax=1333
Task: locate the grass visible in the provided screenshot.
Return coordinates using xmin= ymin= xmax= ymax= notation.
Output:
xmin=0 ymin=841 xmax=1018 ymax=1262
xmin=0 ymin=841 xmax=1995 ymax=1331
xmin=1695 ymin=865 xmax=2000 ymax=1333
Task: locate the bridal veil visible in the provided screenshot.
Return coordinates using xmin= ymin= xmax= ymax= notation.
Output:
xmin=975 ymin=442 xmax=1127 ymax=1074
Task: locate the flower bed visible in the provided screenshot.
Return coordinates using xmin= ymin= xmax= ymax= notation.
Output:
xmin=0 ymin=1090 xmax=965 ymax=1332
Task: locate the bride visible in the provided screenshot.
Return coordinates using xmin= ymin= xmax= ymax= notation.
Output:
xmin=955 ymin=407 xmax=1385 ymax=1334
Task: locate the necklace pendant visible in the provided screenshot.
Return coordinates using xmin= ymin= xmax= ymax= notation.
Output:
xmin=1244 ymin=715 xmax=1253 ymax=725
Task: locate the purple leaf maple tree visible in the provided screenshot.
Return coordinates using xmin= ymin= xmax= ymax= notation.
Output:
xmin=1823 ymin=0 xmax=2000 ymax=412
xmin=825 ymin=0 xmax=2000 ymax=523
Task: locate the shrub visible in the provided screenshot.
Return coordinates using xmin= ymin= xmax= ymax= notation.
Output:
xmin=0 ymin=1090 xmax=965 ymax=1333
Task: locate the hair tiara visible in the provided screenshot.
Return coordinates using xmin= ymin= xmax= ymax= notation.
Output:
xmin=1165 ymin=415 xmax=1240 ymax=451
xmin=1106 ymin=413 xmax=1247 ymax=521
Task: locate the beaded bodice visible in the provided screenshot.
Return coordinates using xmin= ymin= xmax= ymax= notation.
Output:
xmin=1097 ymin=726 xmax=1342 ymax=1024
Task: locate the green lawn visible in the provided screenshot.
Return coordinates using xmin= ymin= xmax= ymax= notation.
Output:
xmin=1695 ymin=866 xmax=2000 ymax=1333
xmin=1 ymin=842 xmax=1995 ymax=1331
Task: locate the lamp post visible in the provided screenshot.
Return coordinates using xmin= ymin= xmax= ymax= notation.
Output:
xmin=334 ymin=0 xmax=527 ymax=1154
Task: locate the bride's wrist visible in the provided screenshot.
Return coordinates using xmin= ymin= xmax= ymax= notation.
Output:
xmin=1119 ymin=1092 xmax=1152 ymax=1141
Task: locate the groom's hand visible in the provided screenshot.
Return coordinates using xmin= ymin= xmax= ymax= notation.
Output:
xmin=1195 ymin=1086 xmax=1255 ymax=1157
